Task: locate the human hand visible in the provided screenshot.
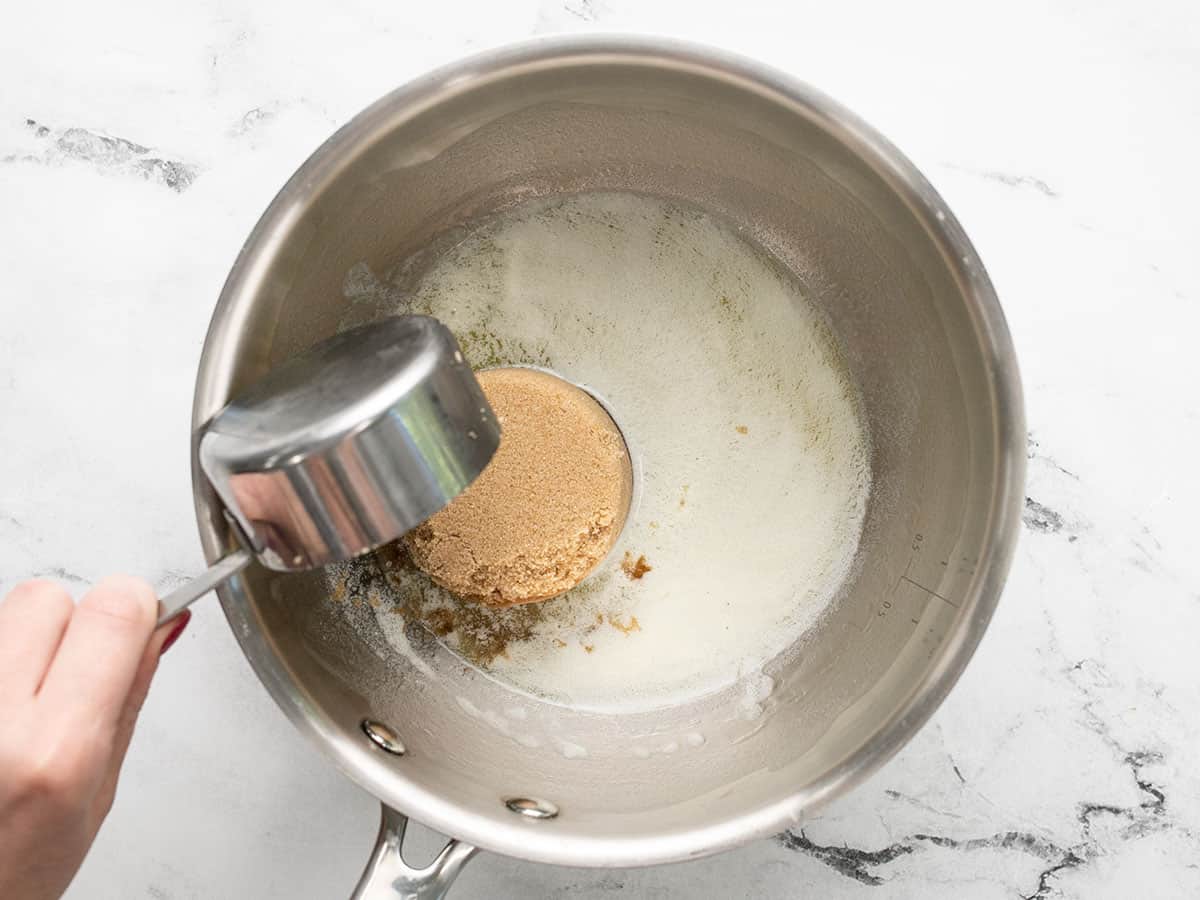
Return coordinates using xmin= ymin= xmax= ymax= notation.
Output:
xmin=0 ymin=577 xmax=189 ymax=900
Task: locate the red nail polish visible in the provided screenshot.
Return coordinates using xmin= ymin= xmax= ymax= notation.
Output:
xmin=160 ymin=609 xmax=192 ymax=655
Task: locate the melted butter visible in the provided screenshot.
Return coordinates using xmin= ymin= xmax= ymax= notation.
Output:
xmin=331 ymin=192 xmax=870 ymax=713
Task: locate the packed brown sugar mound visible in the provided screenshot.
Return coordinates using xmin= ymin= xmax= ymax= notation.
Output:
xmin=404 ymin=367 xmax=633 ymax=607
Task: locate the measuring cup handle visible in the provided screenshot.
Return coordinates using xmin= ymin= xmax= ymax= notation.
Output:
xmin=157 ymin=547 xmax=254 ymax=625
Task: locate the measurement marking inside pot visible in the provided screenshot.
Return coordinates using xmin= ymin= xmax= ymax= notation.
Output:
xmin=900 ymin=575 xmax=959 ymax=609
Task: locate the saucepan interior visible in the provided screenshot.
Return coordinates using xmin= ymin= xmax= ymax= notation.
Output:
xmin=192 ymin=38 xmax=1023 ymax=867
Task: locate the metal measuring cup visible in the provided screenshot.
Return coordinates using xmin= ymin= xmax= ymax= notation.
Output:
xmin=158 ymin=315 xmax=500 ymax=625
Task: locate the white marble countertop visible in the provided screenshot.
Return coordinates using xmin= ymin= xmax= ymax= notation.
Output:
xmin=2 ymin=1 xmax=1198 ymax=897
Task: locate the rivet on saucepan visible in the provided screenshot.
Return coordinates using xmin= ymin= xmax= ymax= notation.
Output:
xmin=361 ymin=719 xmax=406 ymax=756
xmin=505 ymin=797 xmax=558 ymax=820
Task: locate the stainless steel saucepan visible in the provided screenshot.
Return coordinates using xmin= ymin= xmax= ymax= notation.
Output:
xmin=190 ymin=37 xmax=1024 ymax=897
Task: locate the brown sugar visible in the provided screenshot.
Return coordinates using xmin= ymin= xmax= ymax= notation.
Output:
xmin=405 ymin=367 xmax=633 ymax=607
xmin=621 ymin=552 xmax=652 ymax=580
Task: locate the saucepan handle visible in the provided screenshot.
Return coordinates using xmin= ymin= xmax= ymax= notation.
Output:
xmin=350 ymin=805 xmax=477 ymax=900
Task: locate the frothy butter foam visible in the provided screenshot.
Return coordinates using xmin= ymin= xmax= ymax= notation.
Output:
xmin=333 ymin=192 xmax=871 ymax=712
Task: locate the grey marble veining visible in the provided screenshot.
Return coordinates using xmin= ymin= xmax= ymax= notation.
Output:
xmin=1 ymin=1 xmax=1198 ymax=897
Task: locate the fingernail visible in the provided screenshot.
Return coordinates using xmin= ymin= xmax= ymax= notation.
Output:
xmin=160 ymin=610 xmax=191 ymax=655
